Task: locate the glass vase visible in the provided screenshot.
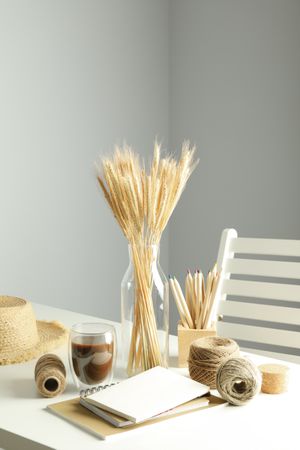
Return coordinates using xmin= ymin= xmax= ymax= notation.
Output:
xmin=121 ymin=244 xmax=169 ymax=376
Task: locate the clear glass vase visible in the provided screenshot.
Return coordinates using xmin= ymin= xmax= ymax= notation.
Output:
xmin=121 ymin=244 xmax=169 ymax=376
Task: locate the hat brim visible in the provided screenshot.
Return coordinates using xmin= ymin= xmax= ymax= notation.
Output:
xmin=0 ymin=320 xmax=68 ymax=365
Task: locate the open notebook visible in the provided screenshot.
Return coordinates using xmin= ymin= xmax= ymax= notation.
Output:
xmin=80 ymin=366 xmax=209 ymax=423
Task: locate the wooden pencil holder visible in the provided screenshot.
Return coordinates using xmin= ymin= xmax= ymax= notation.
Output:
xmin=177 ymin=323 xmax=216 ymax=368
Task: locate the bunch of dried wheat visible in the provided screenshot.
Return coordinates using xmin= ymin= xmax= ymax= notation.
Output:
xmin=96 ymin=142 xmax=198 ymax=375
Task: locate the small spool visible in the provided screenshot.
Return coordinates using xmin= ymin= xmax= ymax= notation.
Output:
xmin=35 ymin=353 xmax=67 ymax=398
xmin=259 ymin=363 xmax=289 ymax=394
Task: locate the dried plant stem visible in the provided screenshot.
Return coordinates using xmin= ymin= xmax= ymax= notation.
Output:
xmin=126 ymin=244 xmax=162 ymax=375
xmin=96 ymin=142 xmax=198 ymax=374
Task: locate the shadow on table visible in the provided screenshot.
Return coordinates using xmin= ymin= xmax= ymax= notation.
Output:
xmin=169 ymin=355 xmax=179 ymax=367
xmin=10 ymin=378 xmax=38 ymax=399
xmin=0 ymin=429 xmax=53 ymax=450
xmin=10 ymin=377 xmax=77 ymax=399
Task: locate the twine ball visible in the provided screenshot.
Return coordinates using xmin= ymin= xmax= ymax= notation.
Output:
xmin=35 ymin=354 xmax=67 ymax=398
xmin=188 ymin=336 xmax=240 ymax=388
xmin=216 ymin=357 xmax=262 ymax=405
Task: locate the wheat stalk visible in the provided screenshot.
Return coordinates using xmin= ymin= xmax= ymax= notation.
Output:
xmin=96 ymin=141 xmax=198 ymax=374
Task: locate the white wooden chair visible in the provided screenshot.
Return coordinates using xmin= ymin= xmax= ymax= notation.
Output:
xmin=214 ymin=229 xmax=300 ymax=364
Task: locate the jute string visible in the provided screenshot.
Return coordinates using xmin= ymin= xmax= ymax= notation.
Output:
xmin=35 ymin=354 xmax=67 ymax=398
xmin=188 ymin=336 xmax=240 ymax=388
xmin=216 ymin=357 xmax=262 ymax=405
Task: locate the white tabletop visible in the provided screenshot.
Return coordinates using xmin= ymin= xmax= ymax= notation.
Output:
xmin=0 ymin=303 xmax=299 ymax=450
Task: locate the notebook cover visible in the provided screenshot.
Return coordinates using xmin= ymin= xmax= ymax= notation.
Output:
xmin=84 ymin=366 xmax=210 ymax=423
xmin=80 ymin=395 xmax=209 ymax=428
xmin=48 ymin=395 xmax=226 ymax=440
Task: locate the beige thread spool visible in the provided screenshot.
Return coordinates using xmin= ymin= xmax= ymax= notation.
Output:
xmin=35 ymin=354 xmax=66 ymax=398
xmin=259 ymin=363 xmax=289 ymax=394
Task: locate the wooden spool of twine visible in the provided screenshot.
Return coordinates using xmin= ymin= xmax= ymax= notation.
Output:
xmin=259 ymin=364 xmax=289 ymax=394
xmin=216 ymin=357 xmax=262 ymax=405
xmin=35 ymin=354 xmax=66 ymax=398
xmin=188 ymin=336 xmax=240 ymax=388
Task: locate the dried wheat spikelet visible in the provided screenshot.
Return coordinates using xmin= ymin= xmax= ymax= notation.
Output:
xmin=96 ymin=141 xmax=198 ymax=374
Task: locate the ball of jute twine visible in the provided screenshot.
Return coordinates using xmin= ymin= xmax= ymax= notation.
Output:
xmin=35 ymin=354 xmax=67 ymax=398
xmin=216 ymin=357 xmax=262 ymax=405
xmin=188 ymin=336 xmax=240 ymax=388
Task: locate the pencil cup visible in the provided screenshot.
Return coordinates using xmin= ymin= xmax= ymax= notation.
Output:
xmin=177 ymin=324 xmax=216 ymax=368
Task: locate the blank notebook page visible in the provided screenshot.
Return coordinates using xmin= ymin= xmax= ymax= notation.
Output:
xmin=87 ymin=366 xmax=209 ymax=423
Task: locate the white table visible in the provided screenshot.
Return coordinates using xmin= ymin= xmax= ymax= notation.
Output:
xmin=0 ymin=303 xmax=299 ymax=450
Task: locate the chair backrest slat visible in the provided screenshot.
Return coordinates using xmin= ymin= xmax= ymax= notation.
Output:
xmin=216 ymin=229 xmax=300 ymax=364
xmin=218 ymin=300 xmax=300 ymax=325
xmin=225 ymin=258 xmax=300 ymax=279
xmin=222 ymin=279 xmax=300 ymax=302
xmin=231 ymin=237 xmax=300 ymax=257
xmin=244 ymin=348 xmax=300 ymax=364
xmin=218 ymin=321 xmax=299 ymax=349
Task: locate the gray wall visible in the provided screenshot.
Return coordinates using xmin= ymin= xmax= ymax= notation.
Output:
xmin=1 ymin=0 xmax=300 ymax=334
xmin=0 ymin=0 xmax=169 ymax=321
xmin=169 ymin=0 xmax=300 ymax=332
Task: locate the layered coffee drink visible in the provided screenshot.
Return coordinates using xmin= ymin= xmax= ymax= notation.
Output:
xmin=72 ymin=338 xmax=114 ymax=385
xmin=69 ymin=323 xmax=116 ymax=390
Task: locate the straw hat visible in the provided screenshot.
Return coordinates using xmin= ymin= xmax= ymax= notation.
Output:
xmin=0 ymin=296 xmax=68 ymax=365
